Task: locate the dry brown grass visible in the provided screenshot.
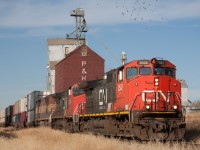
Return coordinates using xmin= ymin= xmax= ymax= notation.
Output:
xmin=0 ymin=128 xmax=194 ymax=150
xmin=0 ymin=113 xmax=199 ymax=150
xmin=185 ymin=112 xmax=200 ymax=143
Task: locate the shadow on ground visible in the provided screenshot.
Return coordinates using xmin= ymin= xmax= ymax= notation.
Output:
xmin=0 ymin=131 xmax=17 ymax=139
xmin=185 ymin=129 xmax=200 ymax=142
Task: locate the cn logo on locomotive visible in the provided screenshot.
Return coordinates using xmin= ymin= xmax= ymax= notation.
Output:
xmin=141 ymin=90 xmax=178 ymax=102
xmin=99 ymin=88 xmax=108 ymax=106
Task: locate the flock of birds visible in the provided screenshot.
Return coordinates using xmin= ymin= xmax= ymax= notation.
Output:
xmin=96 ymin=0 xmax=165 ymax=24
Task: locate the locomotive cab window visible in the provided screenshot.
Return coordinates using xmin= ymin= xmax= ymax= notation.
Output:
xmin=154 ymin=67 xmax=175 ymax=78
xmin=126 ymin=67 xmax=138 ymax=79
xmin=165 ymin=67 xmax=175 ymax=78
xmin=117 ymin=70 xmax=124 ymax=82
xmin=140 ymin=67 xmax=152 ymax=75
xmin=73 ymin=87 xmax=85 ymax=96
xmin=154 ymin=67 xmax=164 ymax=75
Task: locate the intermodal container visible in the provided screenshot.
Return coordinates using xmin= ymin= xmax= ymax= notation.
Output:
xmin=0 ymin=109 xmax=6 ymax=126
xmin=12 ymin=115 xmax=16 ymax=123
xmin=27 ymin=91 xmax=50 ymax=111
xmin=12 ymin=105 xmax=15 ymax=117
xmin=20 ymin=111 xmax=27 ymax=122
xmin=15 ymin=113 xmax=21 ymax=123
xmin=27 ymin=110 xmax=35 ymax=126
xmin=5 ymin=105 xmax=13 ymax=126
xmin=14 ymin=101 xmax=19 ymax=115
xmin=20 ymin=97 xmax=27 ymax=113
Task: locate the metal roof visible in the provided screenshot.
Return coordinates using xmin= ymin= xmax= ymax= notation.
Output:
xmin=48 ymin=38 xmax=85 ymax=45
xmin=179 ymin=79 xmax=188 ymax=88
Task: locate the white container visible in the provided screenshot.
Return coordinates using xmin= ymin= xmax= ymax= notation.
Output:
xmin=0 ymin=109 xmax=4 ymax=124
xmin=19 ymin=97 xmax=27 ymax=113
xmin=27 ymin=91 xmax=50 ymax=111
xmin=0 ymin=110 xmax=2 ymax=119
xmin=27 ymin=110 xmax=35 ymax=125
xmin=14 ymin=100 xmax=19 ymax=115
xmin=0 ymin=117 xmax=5 ymax=125
xmin=12 ymin=115 xmax=16 ymax=123
xmin=1 ymin=109 xmax=5 ymax=118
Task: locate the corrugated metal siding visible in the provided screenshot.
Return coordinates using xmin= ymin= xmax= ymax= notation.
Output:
xmin=27 ymin=110 xmax=35 ymax=124
xmin=12 ymin=105 xmax=15 ymax=116
xmin=15 ymin=113 xmax=21 ymax=123
xmin=55 ymin=45 xmax=104 ymax=93
xmin=12 ymin=115 xmax=16 ymax=123
xmin=179 ymin=79 xmax=188 ymax=105
xmin=6 ymin=105 xmax=13 ymax=117
xmin=27 ymin=91 xmax=50 ymax=111
xmin=27 ymin=91 xmax=49 ymax=126
xmin=20 ymin=97 xmax=27 ymax=113
xmin=5 ymin=105 xmax=13 ymax=126
xmin=14 ymin=101 xmax=19 ymax=115
xmin=0 ymin=109 xmax=6 ymax=125
xmin=2 ymin=109 xmax=5 ymax=118
xmin=20 ymin=112 xmax=27 ymax=122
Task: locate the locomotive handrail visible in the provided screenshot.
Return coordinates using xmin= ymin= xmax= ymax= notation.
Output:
xmin=129 ymin=93 xmax=142 ymax=121
xmin=130 ymin=93 xmax=141 ymax=111
xmin=73 ymin=102 xmax=86 ymax=115
xmin=73 ymin=102 xmax=86 ymax=123
xmin=175 ymin=92 xmax=181 ymax=103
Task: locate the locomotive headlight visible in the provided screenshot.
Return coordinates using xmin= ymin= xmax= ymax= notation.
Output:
xmin=154 ymin=78 xmax=159 ymax=86
xmin=146 ymin=105 xmax=150 ymax=110
xmin=173 ymin=105 xmax=178 ymax=110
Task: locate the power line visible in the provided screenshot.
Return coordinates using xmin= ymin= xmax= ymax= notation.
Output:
xmin=87 ymin=25 xmax=121 ymax=66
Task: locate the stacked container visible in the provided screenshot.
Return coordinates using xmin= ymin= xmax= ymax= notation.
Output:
xmin=0 ymin=109 xmax=6 ymax=127
xmin=13 ymin=97 xmax=28 ymax=128
xmin=12 ymin=105 xmax=16 ymax=125
xmin=5 ymin=105 xmax=13 ymax=126
xmin=14 ymin=100 xmax=20 ymax=126
xmin=20 ymin=97 xmax=27 ymax=127
xmin=27 ymin=91 xmax=50 ymax=126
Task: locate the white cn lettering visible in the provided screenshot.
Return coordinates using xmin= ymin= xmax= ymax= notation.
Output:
xmin=142 ymin=90 xmax=167 ymax=102
xmin=99 ymin=89 xmax=108 ymax=106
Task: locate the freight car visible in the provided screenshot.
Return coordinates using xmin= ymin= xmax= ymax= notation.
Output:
xmin=34 ymin=58 xmax=185 ymax=141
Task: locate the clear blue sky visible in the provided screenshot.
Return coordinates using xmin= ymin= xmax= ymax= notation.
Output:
xmin=0 ymin=0 xmax=200 ymax=108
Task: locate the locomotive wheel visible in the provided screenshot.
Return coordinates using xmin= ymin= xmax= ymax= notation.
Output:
xmin=63 ymin=121 xmax=73 ymax=133
xmin=147 ymin=127 xmax=169 ymax=141
xmin=134 ymin=125 xmax=149 ymax=141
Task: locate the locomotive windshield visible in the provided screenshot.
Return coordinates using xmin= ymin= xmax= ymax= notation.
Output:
xmin=154 ymin=67 xmax=175 ymax=77
xmin=73 ymin=87 xmax=85 ymax=96
xmin=126 ymin=67 xmax=138 ymax=79
xmin=140 ymin=67 xmax=151 ymax=75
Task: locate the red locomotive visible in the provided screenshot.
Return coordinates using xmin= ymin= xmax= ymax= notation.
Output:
xmin=35 ymin=58 xmax=186 ymax=141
